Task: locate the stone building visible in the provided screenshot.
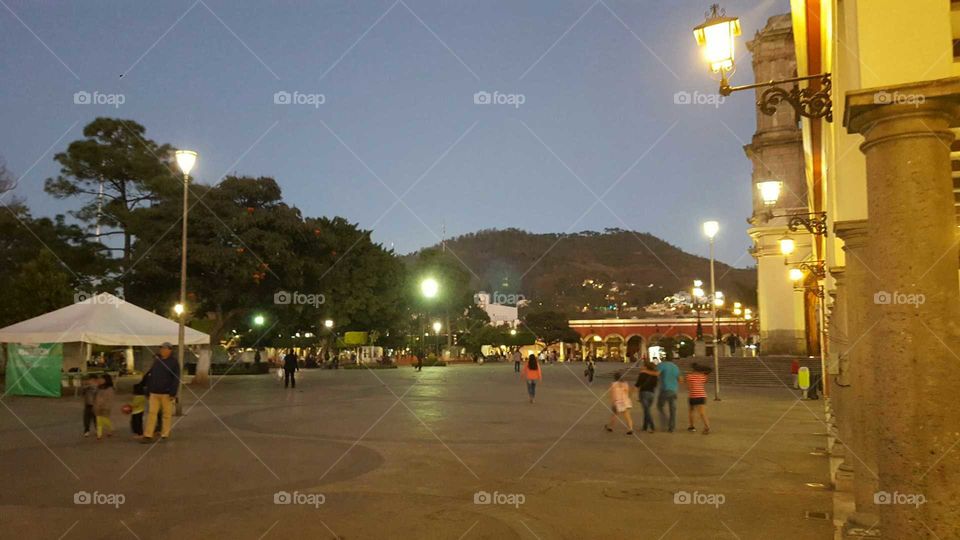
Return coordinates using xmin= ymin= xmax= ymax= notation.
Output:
xmin=789 ymin=1 xmax=960 ymax=538
xmin=745 ymin=14 xmax=812 ymax=356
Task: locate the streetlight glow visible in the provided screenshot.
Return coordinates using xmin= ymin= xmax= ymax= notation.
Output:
xmin=420 ymin=277 xmax=439 ymax=299
xmin=432 ymin=321 xmax=442 ymax=333
xmin=789 ymin=268 xmax=805 ymax=282
xmin=324 ymin=319 xmax=334 ymax=329
xmin=693 ymin=5 xmax=741 ymax=73
xmin=757 ymin=180 xmax=782 ymax=207
xmin=779 ymin=236 xmax=796 ymax=256
xmin=693 ymin=287 xmax=705 ymax=298
xmin=173 ymin=303 xmax=184 ymax=316
xmin=703 ymin=220 xmax=720 ymax=239
xmin=253 ymin=314 xmax=266 ymax=326
xmin=174 ymin=150 xmax=198 ymax=176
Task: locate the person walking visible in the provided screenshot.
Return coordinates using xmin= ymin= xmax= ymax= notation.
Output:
xmin=605 ymin=371 xmax=634 ymax=434
xmin=585 ymin=357 xmax=596 ymax=383
xmin=283 ymin=349 xmax=299 ymax=389
xmin=685 ymin=363 xmax=712 ymax=434
xmin=415 ymin=352 xmax=423 ymax=372
xmin=790 ymin=358 xmax=800 ymax=389
xmin=141 ymin=342 xmax=180 ymax=444
xmin=93 ymin=374 xmax=115 ymax=441
xmin=81 ymin=375 xmax=97 ymax=437
xmin=656 ymin=356 xmax=683 ymax=433
xmin=522 ymin=354 xmax=542 ymax=404
xmin=513 ymin=349 xmax=522 ymax=373
xmin=635 ymin=361 xmax=660 ymax=433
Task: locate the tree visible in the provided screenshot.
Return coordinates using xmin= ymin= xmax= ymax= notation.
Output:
xmin=45 ymin=118 xmax=174 ymax=287
xmin=523 ymin=310 xmax=580 ymax=346
xmin=0 ymin=203 xmax=109 ymax=327
xmin=0 ymin=156 xmax=15 ymax=194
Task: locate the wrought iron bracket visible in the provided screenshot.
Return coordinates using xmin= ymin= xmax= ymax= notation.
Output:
xmin=721 ymin=73 xmax=833 ymax=123
xmin=788 ymin=212 xmax=829 ymax=235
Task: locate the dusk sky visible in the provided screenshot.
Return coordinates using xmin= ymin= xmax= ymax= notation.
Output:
xmin=1 ymin=0 xmax=787 ymax=267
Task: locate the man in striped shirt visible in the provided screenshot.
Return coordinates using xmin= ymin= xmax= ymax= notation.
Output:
xmin=684 ymin=363 xmax=712 ymax=434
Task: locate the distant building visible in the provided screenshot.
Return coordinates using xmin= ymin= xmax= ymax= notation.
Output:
xmin=474 ymin=292 xmax=519 ymax=327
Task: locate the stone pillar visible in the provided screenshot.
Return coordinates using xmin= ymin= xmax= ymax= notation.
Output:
xmin=829 ymin=266 xmax=855 ymax=491
xmin=834 ymin=220 xmax=880 ymax=535
xmin=845 ymin=78 xmax=960 ymax=539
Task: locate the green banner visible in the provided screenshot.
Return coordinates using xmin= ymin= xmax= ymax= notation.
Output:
xmin=6 ymin=343 xmax=63 ymax=397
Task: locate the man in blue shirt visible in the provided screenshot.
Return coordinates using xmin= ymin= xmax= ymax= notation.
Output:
xmin=141 ymin=342 xmax=180 ymax=443
xmin=657 ymin=358 xmax=683 ymax=432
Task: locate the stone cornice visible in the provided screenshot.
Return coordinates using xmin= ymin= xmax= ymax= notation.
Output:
xmin=833 ymin=219 xmax=868 ymax=251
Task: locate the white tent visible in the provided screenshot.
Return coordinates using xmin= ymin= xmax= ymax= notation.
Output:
xmin=0 ymin=293 xmax=209 ymax=346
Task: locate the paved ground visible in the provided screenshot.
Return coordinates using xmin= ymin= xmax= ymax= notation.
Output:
xmin=0 ymin=362 xmax=834 ymax=539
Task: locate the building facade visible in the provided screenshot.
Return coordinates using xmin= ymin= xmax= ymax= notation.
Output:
xmin=745 ymin=14 xmax=813 ymax=356
xmin=788 ymin=1 xmax=960 ymax=538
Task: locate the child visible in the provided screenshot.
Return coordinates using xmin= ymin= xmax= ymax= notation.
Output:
xmin=129 ymin=383 xmax=146 ymax=437
xmin=605 ymin=371 xmax=634 ymax=434
xmin=685 ymin=363 xmax=712 ymax=434
xmin=81 ymin=375 xmax=98 ymax=437
xmin=93 ymin=374 xmax=115 ymax=440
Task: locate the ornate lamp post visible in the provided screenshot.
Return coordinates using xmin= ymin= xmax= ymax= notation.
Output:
xmin=693 ymin=4 xmax=833 ymax=122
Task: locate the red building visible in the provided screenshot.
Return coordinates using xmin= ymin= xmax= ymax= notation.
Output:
xmin=568 ymin=317 xmax=755 ymax=360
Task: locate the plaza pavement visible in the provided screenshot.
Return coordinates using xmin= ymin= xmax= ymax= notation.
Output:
xmin=0 ymin=362 xmax=834 ymax=539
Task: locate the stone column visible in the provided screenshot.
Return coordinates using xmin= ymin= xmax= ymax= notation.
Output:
xmin=829 ymin=266 xmax=855 ymax=492
xmin=834 ymin=220 xmax=880 ymax=535
xmin=845 ymin=78 xmax=960 ymax=539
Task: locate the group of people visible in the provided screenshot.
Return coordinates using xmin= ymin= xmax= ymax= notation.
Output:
xmin=81 ymin=342 xmax=180 ymax=443
xmin=605 ymin=358 xmax=712 ymax=435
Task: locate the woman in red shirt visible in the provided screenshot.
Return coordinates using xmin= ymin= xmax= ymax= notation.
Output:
xmin=522 ymin=354 xmax=542 ymax=403
xmin=684 ymin=363 xmax=711 ymax=434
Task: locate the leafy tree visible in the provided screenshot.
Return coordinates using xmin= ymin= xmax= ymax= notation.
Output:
xmin=0 ymin=203 xmax=109 ymax=327
xmin=523 ymin=310 xmax=580 ymax=346
xmin=45 ymin=118 xmax=174 ymax=287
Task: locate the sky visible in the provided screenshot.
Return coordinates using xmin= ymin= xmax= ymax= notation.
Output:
xmin=0 ymin=0 xmax=788 ymax=267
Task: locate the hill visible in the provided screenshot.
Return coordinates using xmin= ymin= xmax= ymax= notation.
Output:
xmin=407 ymin=228 xmax=756 ymax=317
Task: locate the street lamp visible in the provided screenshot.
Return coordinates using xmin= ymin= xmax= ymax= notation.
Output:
xmin=173 ymin=149 xmax=197 ymax=416
xmin=779 ymin=236 xmax=796 ymax=257
xmin=432 ymin=321 xmax=442 ymax=358
xmin=693 ymin=4 xmax=833 ymax=122
xmin=173 ymin=303 xmax=184 ymax=316
xmin=420 ymin=277 xmax=439 ymax=299
xmin=757 ymin=181 xmax=783 ymax=207
xmin=253 ymin=314 xmax=266 ymax=326
xmin=324 ymin=319 xmax=334 ymax=329
xmin=702 ymin=220 xmax=721 ymax=400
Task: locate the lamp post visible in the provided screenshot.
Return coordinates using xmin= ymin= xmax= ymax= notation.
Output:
xmin=420 ymin=277 xmax=439 ymax=359
xmin=432 ymin=321 xmax=442 ymax=358
xmin=693 ymin=4 xmax=833 ymax=122
xmin=703 ymin=220 xmax=721 ymax=400
xmin=173 ymin=149 xmax=197 ymax=416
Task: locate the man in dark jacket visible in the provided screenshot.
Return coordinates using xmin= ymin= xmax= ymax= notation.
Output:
xmin=141 ymin=342 xmax=180 ymax=443
xmin=283 ymin=349 xmax=299 ymax=388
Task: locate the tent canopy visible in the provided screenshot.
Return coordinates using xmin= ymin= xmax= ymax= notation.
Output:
xmin=0 ymin=293 xmax=210 ymax=346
